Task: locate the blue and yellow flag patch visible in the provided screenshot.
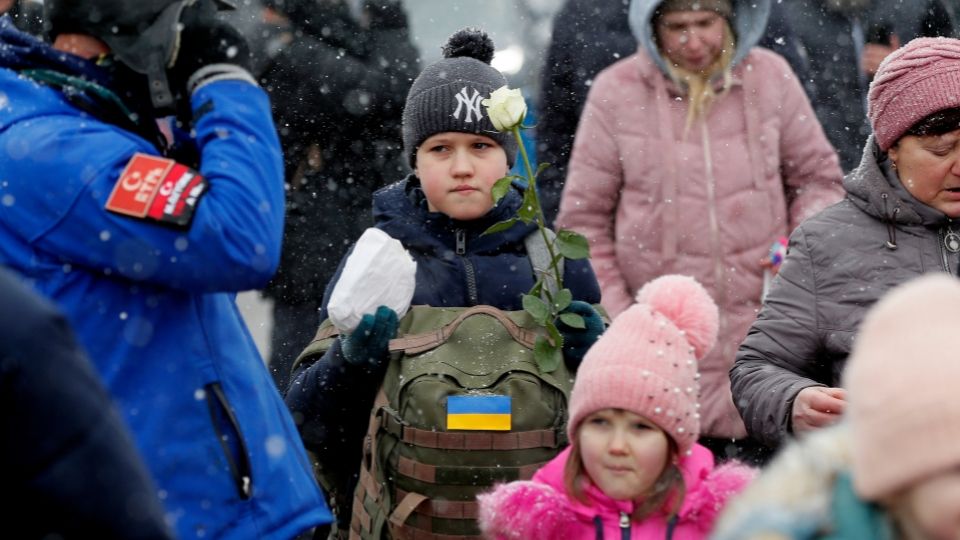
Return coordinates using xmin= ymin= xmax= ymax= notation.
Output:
xmin=446 ymin=395 xmax=511 ymax=431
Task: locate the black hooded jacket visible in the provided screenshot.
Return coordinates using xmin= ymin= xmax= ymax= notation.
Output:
xmin=260 ymin=0 xmax=420 ymax=305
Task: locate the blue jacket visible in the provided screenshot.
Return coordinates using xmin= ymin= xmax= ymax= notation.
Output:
xmin=0 ymin=18 xmax=331 ymax=539
xmin=286 ymin=175 xmax=601 ymax=526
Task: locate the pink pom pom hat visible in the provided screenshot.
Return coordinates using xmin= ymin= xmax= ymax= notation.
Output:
xmin=567 ymin=275 xmax=719 ymax=455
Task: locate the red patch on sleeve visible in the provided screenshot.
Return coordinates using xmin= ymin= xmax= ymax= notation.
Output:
xmin=105 ymin=153 xmax=208 ymax=228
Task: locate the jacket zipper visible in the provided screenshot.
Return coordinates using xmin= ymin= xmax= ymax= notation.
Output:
xmin=939 ymin=223 xmax=954 ymax=274
xmin=700 ymin=122 xmax=725 ymax=306
xmin=619 ymin=511 xmax=631 ymax=539
xmin=205 ymin=382 xmax=254 ymax=500
xmin=456 ymin=229 xmax=479 ymax=305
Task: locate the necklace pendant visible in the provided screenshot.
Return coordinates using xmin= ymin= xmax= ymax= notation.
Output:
xmin=945 ymin=231 xmax=960 ymax=253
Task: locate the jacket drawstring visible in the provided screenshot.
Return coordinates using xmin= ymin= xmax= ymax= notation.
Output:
xmin=881 ymin=193 xmax=900 ymax=250
xmin=654 ymin=73 xmax=679 ymax=260
xmin=665 ymin=514 xmax=679 ymax=539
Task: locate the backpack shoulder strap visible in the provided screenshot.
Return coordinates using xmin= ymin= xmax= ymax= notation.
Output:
xmin=524 ymin=229 xmax=563 ymax=299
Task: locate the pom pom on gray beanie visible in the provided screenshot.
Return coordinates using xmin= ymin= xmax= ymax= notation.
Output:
xmin=402 ymin=28 xmax=518 ymax=168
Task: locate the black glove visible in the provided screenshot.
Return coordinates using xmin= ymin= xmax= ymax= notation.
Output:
xmin=340 ymin=306 xmax=399 ymax=372
xmin=364 ymin=0 xmax=408 ymax=30
xmin=168 ymin=0 xmax=255 ymax=99
xmin=557 ymin=301 xmax=605 ymax=370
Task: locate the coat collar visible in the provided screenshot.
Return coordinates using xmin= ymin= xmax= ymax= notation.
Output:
xmin=532 ymin=444 xmax=718 ymax=522
xmin=371 ymin=174 xmax=537 ymax=253
xmin=844 ymin=136 xmax=952 ymax=228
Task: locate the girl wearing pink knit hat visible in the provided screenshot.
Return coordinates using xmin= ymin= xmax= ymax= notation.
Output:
xmin=477 ymin=275 xmax=755 ymax=539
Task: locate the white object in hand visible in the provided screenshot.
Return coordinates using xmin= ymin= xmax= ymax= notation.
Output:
xmin=327 ymin=228 xmax=417 ymax=332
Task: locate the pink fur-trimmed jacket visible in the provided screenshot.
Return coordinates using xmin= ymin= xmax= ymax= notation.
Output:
xmin=556 ymin=47 xmax=844 ymax=440
xmin=477 ymin=444 xmax=755 ymax=540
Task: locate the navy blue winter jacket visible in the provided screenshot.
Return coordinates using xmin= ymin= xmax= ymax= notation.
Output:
xmin=285 ymin=175 xmax=601 ymax=524
xmin=0 ymin=267 xmax=173 ymax=539
xmin=0 ymin=17 xmax=331 ymax=539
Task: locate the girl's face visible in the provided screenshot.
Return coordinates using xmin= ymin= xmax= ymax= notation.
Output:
xmin=656 ymin=10 xmax=726 ymax=73
xmin=415 ymin=132 xmax=509 ymax=221
xmin=888 ymin=129 xmax=960 ymax=219
xmin=578 ymin=409 xmax=671 ymax=501
xmin=896 ymin=467 xmax=960 ymax=540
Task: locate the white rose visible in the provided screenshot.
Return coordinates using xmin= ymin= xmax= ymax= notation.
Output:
xmin=482 ymin=86 xmax=527 ymax=132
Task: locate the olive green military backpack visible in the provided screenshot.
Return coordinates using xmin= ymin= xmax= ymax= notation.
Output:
xmin=294 ymin=231 xmax=601 ymax=539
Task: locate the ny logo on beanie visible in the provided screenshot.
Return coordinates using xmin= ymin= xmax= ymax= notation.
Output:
xmin=452 ymin=87 xmax=484 ymax=123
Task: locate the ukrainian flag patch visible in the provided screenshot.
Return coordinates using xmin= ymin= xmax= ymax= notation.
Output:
xmin=446 ymin=395 xmax=511 ymax=431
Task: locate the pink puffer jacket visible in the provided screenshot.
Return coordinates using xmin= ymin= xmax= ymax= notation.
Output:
xmin=556 ymin=47 xmax=843 ymax=439
xmin=477 ymin=445 xmax=755 ymax=540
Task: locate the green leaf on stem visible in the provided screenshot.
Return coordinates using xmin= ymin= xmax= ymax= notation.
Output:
xmin=534 ymin=162 xmax=551 ymax=178
xmin=546 ymin=321 xmax=563 ymax=347
xmin=534 ymin=336 xmax=562 ymax=373
xmin=553 ymin=288 xmax=572 ymax=312
xmin=483 ymin=217 xmax=519 ymax=236
xmin=529 ymin=278 xmax=544 ymax=298
xmin=559 ymin=312 xmax=585 ymax=329
xmin=491 ymin=176 xmax=515 ymax=204
xmin=522 ymin=294 xmax=551 ymax=325
xmin=556 ymin=229 xmax=591 ymax=260
xmin=518 ymin=187 xmax=538 ymax=223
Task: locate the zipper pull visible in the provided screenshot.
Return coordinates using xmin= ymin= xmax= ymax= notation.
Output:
xmin=619 ymin=511 xmax=629 ymax=528
xmin=456 ymin=229 xmax=466 ymax=255
xmin=946 ymin=221 xmax=960 ymax=253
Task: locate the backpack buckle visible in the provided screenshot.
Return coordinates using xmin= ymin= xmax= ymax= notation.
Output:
xmin=376 ymin=405 xmax=407 ymax=438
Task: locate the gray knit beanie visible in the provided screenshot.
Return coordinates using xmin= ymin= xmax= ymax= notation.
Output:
xmin=402 ymin=28 xmax=518 ymax=168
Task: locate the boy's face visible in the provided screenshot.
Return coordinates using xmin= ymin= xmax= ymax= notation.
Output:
xmin=415 ymin=132 xmax=509 ymax=221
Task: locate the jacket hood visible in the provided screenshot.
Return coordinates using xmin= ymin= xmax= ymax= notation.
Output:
xmin=628 ymin=0 xmax=770 ymax=78
xmin=372 ymin=174 xmax=538 ymax=253
xmin=844 ymin=135 xmax=951 ymax=228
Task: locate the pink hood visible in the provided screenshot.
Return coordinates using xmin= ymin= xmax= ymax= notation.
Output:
xmin=477 ymin=444 xmax=755 ymax=540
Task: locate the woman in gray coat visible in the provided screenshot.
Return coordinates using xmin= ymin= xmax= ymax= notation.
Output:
xmin=731 ymin=37 xmax=960 ymax=450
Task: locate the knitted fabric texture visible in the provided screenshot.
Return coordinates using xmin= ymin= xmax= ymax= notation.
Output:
xmin=401 ymin=29 xmax=517 ymax=168
xmin=655 ymin=0 xmax=733 ymax=18
xmin=843 ymin=275 xmax=960 ymax=500
xmin=868 ymin=37 xmax=960 ymax=151
xmin=567 ymin=275 xmax=719 ymax=454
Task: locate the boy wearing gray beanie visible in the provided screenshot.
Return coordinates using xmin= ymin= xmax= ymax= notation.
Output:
xmin=285 ymin=27 xmax=603 ymax=535
xmin=401 ymin=28 xmax=518 ymax=168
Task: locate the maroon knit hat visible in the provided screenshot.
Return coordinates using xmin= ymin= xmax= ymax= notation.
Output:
xmin=868 ymin=37 xmax=960 ymax=151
